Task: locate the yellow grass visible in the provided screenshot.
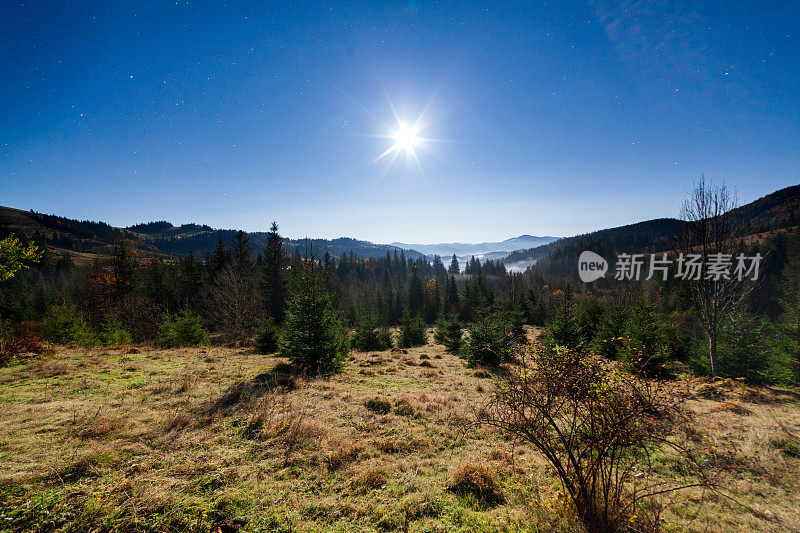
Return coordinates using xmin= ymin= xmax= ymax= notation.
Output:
xmin=1 ymin=332 xmax=799 ymax=531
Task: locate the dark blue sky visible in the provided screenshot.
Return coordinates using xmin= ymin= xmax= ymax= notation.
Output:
xmin=1 ymin=1 xmax=798 ymax=243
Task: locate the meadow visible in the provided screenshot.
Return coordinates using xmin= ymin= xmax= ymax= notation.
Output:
xmin=2 ymin=329 xmax=800 ymax=532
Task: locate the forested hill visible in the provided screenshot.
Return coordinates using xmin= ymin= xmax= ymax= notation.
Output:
xmin=503 ymin=218 xmax=687 ymax=277
xmin=0 ymin=206 xmax=423 ymax=260
xmin=503 ymin=184 xmax=800 ymax=275
xmin=144 ymin=229 xmax=424 ymax=260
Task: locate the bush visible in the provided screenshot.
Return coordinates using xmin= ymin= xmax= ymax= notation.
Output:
xmin=482 ymin=345 xmax=697 ymax=532
xmin=41 ymin=303 xmax=82 ymax=343
xmin=279 ymin=258 xmax=349 ymax=373
xmin=158 ymin=309 xmax=209 ymax=348
xmin=364 ymin=397 xmax=392 ymax=414
xmin=692 ymin=311 xmax=790 ymax=384
xmin=352 ymin=318 xmax=394 ymax=351
xmin=434 ymin=314 xmax=462 ymax=353
xmin=41 ymin=303 xmax=97 ymax=346
xmin=253 ymin=319 xmax=279 ymax=354
xmin=98 ymin=315 xmax=132 ymax=346
xmin=447 ymin=462 xmax=504 ymax=506
xmin=464 ymin=315 xmax=514 ymax=366
xmin=398 ymin=313 xmax=426 ymax=348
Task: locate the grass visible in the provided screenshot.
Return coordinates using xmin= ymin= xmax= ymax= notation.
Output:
xmin=1 ymin=330 xmax=800 ymax=531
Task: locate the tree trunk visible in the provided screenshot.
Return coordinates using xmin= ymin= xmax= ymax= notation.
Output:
xmin=709 ymin=334 xmax=717 ymax=378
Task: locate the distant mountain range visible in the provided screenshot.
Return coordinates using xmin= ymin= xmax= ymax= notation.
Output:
xmin=392 ymin=235 xmax=558 ymax=266
xmin=0 ymin=207 xmax=425 ymax=261
xmin=0 ymin=207 xmax=555 ymax=264
xmin=2 ymin=184 xmax=796 ymax=271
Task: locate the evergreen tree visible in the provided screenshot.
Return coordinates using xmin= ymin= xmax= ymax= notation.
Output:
xmin=448 ymin=254 xmax=460 ymax=275
xmin=432 ymin=254 xmax=447 ymax=280
xmin=209 ymin=238 xmax=230 ymax=275
xmin=279 ymin=246 xmax=349 ymax=373
xmin=443 ymin=274 xmax=460 ymax=316
xmin=111 ymin=237 xmax=138 ymax=302
xmin=434 ymin=314 xmax=463 ymax=353
xmin=263 ymin=222 xmax=287 ymax=324
xmin=179 ymin=251 xmax=203 ymax=308
xmin=407 ymin=265 xmax=425 ymax=318
xmin=399 ymin=250 xmax=408 ymax=280
xmin=778 ymin=238 xmax=800 ymax=381
xmin=424 ymin=278 xmax=441 ymax=323
xmin=231 ymin=230 xmax=255 ymax=273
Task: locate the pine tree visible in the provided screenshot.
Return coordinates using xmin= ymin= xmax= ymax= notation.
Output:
xmin=209 ymin=238 xmax=230 ymax=275
xmin=448 ymin=254 xmax=460 ymax=275
xmin=279 ymin=245 xmax=349 ymax=373
xmin=432 ymin=254 xmax=447 ymax=280
xmin=231 ymin=230 xmax=255 ymax=273
xmin=179 ymin=251 xmax=203 ymax=308
xmin=263 ymin=222 xmax=287 ymax=324
xmin=424 ymin=278 xmax=441 ymax=323
xmin=407 ymin=265 xmax=425 ymax=318
xmin=444 ymin=274 xmax=460 ymax=316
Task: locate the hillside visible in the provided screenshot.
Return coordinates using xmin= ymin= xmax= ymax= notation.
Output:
xmin=0 ymin=206 xmax=423 ymax=261
xmin=503 ymin=184 xmax=800 ymax=274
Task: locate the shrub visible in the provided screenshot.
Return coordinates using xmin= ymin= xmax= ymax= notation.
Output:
xmin=463 ymin=315 xmax=514 ymax=366
xmin=41 ymin=303 xmax=82 ymax=343
xmin=482 ymin=345 xmax=698 ymax=532
xmin=364 ymin=397 xmax=392 ymax=415
xmin=41 ymin=303 xmax=98 ymax=346
xmin=434 ymin=314 xmax=462 ymax=353
xmin=0 ymin=320 xmax=19 ymax=364
xmin=279 ymin=257 xmax=349 ymax=373
xmin=398 ymin=313 xmax=426 ymax=348
xmin=98 ymin=315 xmax=132 ymax=346
xmin=692 ymin=311 xmax=789 ymax=384
xmin=253 ymin=319 xmax=279 ymax=354
xmin=352 ymin=318 xmax=394 ymax=351
xmin=447 ymin=462 xmax=504 ymax=506
xmin=158 ymin=309 xmax=209 ymax=348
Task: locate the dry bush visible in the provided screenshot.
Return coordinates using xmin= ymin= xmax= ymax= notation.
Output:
xmin=481 ymin=345 xmax=710 ymax=532
xmin=1 ymin=321 xmax=47 ymax=364
xmin=393 ymin=397 xmax=417 ymax=417
xmin=447 ymin=462 xmax=504 ymax=506
xmin=32 ymin=358 xmax=73 ymax=377
xmin=364 ymin=397 xmax=392 ymax=415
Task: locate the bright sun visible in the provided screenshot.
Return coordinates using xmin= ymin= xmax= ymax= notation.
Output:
xmin=393 ymin=124 xmax=420 ymax=152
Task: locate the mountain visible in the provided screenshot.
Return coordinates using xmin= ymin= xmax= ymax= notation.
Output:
xmin=392 ymin=235 xmax=558 ymax=265
xmin=0 ymin=206 xmax=423 ymax=261
xmin=503 ymin=184 xmax=800 ymax=275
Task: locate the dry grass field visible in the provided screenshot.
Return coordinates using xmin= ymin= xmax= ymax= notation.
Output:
xmin=2 ymin=329 xmax=800 ymax=532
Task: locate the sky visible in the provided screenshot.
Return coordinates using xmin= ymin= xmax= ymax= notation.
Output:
xmin=1 ymin=1 xmax=798 ymax=244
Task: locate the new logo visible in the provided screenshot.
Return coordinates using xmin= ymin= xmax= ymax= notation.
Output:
xmin=578 ymin=251 xmax=608 ymax=282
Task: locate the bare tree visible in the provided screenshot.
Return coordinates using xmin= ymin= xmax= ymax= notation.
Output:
xmin=680 ymin=177 xmax=745 ymax=377
xmin=205 ymin=264 xmax=259 ymax=343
